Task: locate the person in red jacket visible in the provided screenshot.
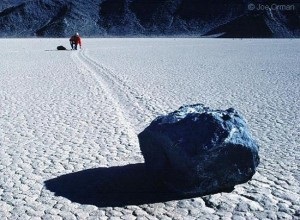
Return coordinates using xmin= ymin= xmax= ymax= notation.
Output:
xmin=69 ymin=33 xmax=82 ymax=50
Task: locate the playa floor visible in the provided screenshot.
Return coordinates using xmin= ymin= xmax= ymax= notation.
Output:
xmin=0 ymin=38 xmax=299 ymax=219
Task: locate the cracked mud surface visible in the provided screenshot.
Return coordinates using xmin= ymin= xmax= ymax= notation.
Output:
xmin=0 ymin=39 xmax=299 ymax=219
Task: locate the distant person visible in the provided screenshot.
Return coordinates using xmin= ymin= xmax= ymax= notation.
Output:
xmin=69 ymin=33 xmax=82 ymax=50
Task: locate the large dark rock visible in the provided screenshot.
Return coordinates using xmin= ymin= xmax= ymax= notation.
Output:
xmin=138 ymin=104 xmax=260 ymax=195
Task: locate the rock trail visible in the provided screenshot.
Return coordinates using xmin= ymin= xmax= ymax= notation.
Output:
xmin=78 ymin=48 xmax=165 ymax=133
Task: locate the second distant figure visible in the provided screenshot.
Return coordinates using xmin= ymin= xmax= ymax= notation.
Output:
xmin=69 ymin=33 xmax=82 ymax=50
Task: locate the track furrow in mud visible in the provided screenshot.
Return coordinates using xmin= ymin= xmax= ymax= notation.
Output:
xmin=71 ymin=49 xmax=142 ymax=163
xmin=78 ymin=49 xmax=159 ymax=132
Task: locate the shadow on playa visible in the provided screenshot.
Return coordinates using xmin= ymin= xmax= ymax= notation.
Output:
xmin=44 ymin=163 xmax=224 ymax=207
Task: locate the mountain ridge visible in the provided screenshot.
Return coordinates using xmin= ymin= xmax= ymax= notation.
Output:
xmin=0 ymin=0 xmax=299 ymax=37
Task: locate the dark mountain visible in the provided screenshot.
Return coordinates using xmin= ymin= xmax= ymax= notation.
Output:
xmin=0 ymin=0 xmax=299 ymax=37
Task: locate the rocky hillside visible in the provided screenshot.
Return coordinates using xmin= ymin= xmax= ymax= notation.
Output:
xmin=0 ymin=0 xmax=299 ymax=37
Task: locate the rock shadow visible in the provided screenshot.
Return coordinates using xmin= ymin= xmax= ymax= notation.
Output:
xmin=45 ymin=49 xmax=70 ymax=51
xmin=44 ymin=163 xmax=200 ymax=207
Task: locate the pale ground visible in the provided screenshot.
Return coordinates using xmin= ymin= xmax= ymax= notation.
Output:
xmin=0 ymin=38 xmax=299 ymax=219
